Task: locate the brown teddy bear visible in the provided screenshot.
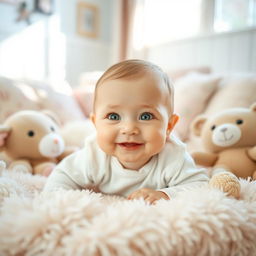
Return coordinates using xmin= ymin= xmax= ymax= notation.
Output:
xmin=191 ymin=102 xmax=256 ymax=198
xmin=0 ymin=110 xmax=77 ymax=176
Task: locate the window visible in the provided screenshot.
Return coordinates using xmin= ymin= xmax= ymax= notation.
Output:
xmin=0 ymin=15 xmax=65 ymax=82
xmin=132 ymin=0 xmax=202 ymax=49
xmin=0 ymin=20 xmax=46 ymax=79
xmin=132 ymin=0 xmax=256 ymax=50
xmin=214 ymin=0 xmax=256 ymax=32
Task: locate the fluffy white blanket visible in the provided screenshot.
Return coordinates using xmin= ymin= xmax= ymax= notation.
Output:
xmin=0 ymin=168 xmax=256 ymax=256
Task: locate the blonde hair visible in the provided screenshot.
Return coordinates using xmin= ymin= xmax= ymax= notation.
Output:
xmin=93 ymin=59 xmax=174 ymax=113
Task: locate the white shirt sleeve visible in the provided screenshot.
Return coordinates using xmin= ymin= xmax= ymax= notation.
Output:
xmin=43 ymin=135 xmax=105 ymax=192
xmin=157 ymin=137 xmax=209 ymax=198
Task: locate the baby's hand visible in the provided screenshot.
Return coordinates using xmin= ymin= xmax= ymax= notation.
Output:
xmin=127 ymin=188 xmax=169 ymax=204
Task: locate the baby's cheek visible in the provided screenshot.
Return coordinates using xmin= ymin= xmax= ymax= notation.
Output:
xmin=96 ymin=133 xmax=107 ymax=147
xmin=96 ymin=132 xmax=115 ymax=154
xmin=149 ymin=130 xmax=167 ymax=150
xmin=146 ymin=127 xmax=166 ymax=141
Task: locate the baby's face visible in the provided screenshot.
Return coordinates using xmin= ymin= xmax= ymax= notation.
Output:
xmin=92 ymin=74 xmax=176 ymax=170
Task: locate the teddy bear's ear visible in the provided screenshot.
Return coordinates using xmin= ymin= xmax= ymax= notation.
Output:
xmin=250 ymin=102 xmax=256 ymax=112
xmin=41 ymin=110 xmax=61 ymax=126
xmin=0 ymin=126 xmax=11 ymax=149
xmin=191 ymin=115 xmax=207 ymax=136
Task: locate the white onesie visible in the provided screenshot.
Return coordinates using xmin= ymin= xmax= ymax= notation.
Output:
xmin=44 ymin=134 xmax=209 ymax=198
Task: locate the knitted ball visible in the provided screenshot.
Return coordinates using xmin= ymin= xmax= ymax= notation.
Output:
xmin=209 ymin=172 xmax=240 ymax=199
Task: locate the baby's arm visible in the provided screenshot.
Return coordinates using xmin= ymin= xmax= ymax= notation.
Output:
xmin=160 ymin=152 xmax=209 ymax=198
xmin=43 ymin=169 xmax=83 ymax=192
xmin=127 ymin=188 xmax=169 ymax=204
xmin=127 ymin=151 xmax=208 ymax=204
xmin=43 ymin=147 xmax=97 ymax=192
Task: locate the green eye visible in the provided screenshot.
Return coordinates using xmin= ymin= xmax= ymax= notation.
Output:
xmin=140 ymin=112 xmax=153 ymax=120
xmin=107 ymin=113 xmax=120 ymax=120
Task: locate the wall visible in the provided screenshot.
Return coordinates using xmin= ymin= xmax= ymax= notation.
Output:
xmin=0 ymin=0 xmax=117 ymax=86
xmin=147 ymin=28 xmax=256 ymax=74
xmin=0 ymin=1 xmax=44 ymax=41
xmin=0 ymin=3 xmax=51 ymax=80
xmin=58 ymin=0 xmax=116 ymax=86
xmin=2 ymin=1 xmax=254 ymax=86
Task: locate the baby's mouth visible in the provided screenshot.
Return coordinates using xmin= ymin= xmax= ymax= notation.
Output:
xmin=117 ymin=142 xmax=143 ymax=150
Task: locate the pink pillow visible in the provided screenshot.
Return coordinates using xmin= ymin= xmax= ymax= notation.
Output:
xmin=173 ymin=73 xmax=220 ymax=141
xmin=0 ymin=77 xmax=40 ymax=123
xmin=21 ymin=79 xmax=86 ymax=125
xmin=73 ymin=86 xmax=94 ymax=117
xmin=73 ymin=71 xmax=103 ymax=117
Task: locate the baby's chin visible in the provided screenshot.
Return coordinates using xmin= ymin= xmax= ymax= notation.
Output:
xmin=117 ymin=156 xmax=153 ymax=170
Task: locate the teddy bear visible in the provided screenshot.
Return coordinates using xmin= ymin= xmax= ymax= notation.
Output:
xmin=0 ymin=110 xmax=77 ymax=176
xmin=190 ymin=102 xmax=256 ymax=198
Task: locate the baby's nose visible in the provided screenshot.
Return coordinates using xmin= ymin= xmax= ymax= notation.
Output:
xmin=121 ymin=121 xmax=139 ymax=135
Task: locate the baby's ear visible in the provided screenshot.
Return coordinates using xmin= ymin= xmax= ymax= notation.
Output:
xmin=168 ymin=114 xmax=179 ymax=129
xmin=167 ymin=114 xmax=179 ymax=135
xmin=90 ymin=113 xmax=96 ymax=125
xmin=0 ymin=126 xmax=11 ymax=150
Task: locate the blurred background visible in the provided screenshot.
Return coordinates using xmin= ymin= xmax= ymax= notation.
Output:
xmin=0 ymin=0 xmax=256 ymax=157
xmin=0 ymin=0 xmax=255 ymax=87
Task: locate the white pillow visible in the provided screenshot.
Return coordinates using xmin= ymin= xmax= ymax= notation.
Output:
xmin=173 ymin=72 xmax=220 ymax=141
xmin=204 ymin=75 xmax=256 ymax=115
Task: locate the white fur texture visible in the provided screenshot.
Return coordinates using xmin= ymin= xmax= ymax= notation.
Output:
xmin=0 ymin=171 xmax=256 ymax=256
xmin=0 ymin=169 xmax=46 ymax=204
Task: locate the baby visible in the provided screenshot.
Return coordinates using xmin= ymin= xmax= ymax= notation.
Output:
xmin=44 ymin=59 xmax=208 ymax=203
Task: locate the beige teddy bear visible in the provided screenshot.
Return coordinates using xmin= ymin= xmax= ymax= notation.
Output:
xmin=0 ymin=110 xmax=76 ymax=176
xmin=191 ymin=102 xmax=256 ymax=198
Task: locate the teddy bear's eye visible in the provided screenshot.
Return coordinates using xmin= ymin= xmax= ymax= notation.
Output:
xmin=236 ymin=119 xmax=243 ymax=125
xmin=211 ymin=125 xmax=216 ymax=130
xmin=50 ymin=126 xmax=55 ymax=132
xmin=27 ymin=130 xmax=35 ymax=137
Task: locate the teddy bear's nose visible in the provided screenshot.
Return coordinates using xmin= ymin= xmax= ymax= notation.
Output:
xmin=220 ymin=127 xmax=227 ymax=132
xmin=53 ymin=139 xmax=59 ymax=144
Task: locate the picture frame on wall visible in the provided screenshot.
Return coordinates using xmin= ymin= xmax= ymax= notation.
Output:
xmin=76 ymin=2 xmax=99 ymax=39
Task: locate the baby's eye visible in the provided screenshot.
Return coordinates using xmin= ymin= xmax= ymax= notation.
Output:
xmin=107 ymin=113 xmax=120 ymax=120
xmin=140 ymin=112 xmax=154 ymax=120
